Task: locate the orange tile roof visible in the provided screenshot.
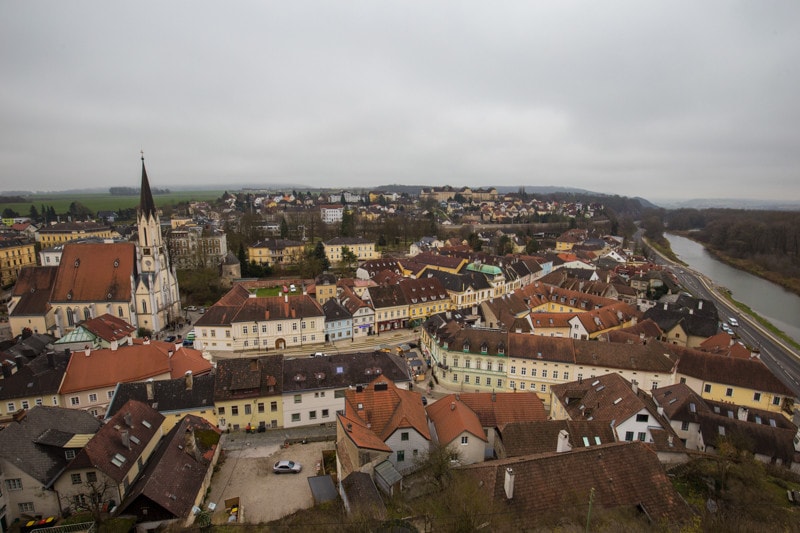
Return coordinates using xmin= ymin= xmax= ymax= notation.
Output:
xmin=51 ymin=242 xmax=135 ymax=303
xmin=79 ymin=313 xmax=136 ymax=342
xmin=426 ymin=397 xmax=486 ymax=446
xmin=343 ymin=375 xmax=430 ymax=442
xmin=60 ymin=341 xmax=212 ymax=394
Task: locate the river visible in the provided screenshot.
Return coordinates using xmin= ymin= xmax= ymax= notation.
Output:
xmin=665 ymin=233 xmax=800 ymax=344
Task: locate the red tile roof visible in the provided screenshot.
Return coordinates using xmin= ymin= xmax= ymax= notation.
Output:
xmin=60 ymin=341 xmax=212 ymax=394
xmin=426 ymin=397 xmax=486 ymax=446
xmin=51 ymin=242 xmax=136 ymax=303
xmin=79 ymin=313 xmax=136 ymax=342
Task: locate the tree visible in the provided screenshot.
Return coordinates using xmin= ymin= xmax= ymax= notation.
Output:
xmin=339 ymin=246 xmax=358 ymax=276
xmin=280 ymin=216 xmax=289 ymax=239
xmin=414 ymin=441 xmax=461 ymax=490
xmin=67 ymin=201 xmax=92 ymax=220
xmin=340 ymin=209 xmax=355 ymax=237
xmin=28 ymin=205 xmax=39 ymax=220
xmin=237 ymin=244 xmax=248 ymax=276
xmin=60 ymin=476 xmax=116 ymax=524
xmin=496 ymin=234 xmax=514 ymax=255
xmin=2 ymin=208 xmax=19 ymax=218
xmin=313 ymin=241 xmax=331 ymax=272
xmin=525 ymin=237 xmax=539 ymax=254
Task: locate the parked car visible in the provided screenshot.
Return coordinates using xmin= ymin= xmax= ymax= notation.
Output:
xmin=310 ymin=352 xmax=325 ymax=357
xmin=421 ymin=396 xmax=428 ymax=406
xmin=273 ymin=460 xmax=302 ymax=474
xmin=728 ymin=317 xmax=739 ymax=327
xmin=187 ymin=305 xmax=198 ymax=312
xmin=165 ymin=335 xmax=177 ymax=343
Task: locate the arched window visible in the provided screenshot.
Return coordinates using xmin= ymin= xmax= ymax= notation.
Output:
xmin=66 ymin=307 xmax=74 ymax=327
xmin=141 ymin=300 xmax=147 ymax=314
xmin=118 ymin=306 xmax=124 ymax=317
xmin=84 ymin=308 xmax=91 ymax=320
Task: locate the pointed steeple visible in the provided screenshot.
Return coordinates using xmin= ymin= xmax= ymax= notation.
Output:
xmin=139 ymin=152 xmax=157 ymax=219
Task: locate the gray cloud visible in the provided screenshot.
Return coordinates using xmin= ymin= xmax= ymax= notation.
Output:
xmin=1 ymin=1 xmax=798 ymax=202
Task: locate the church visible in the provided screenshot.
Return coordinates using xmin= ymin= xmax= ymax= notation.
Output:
xmin=8 ymin=156 xmax=182 ymax=338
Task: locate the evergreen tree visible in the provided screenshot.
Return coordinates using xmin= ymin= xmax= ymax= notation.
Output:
xmin=237 ymin=243 xmax=248 ymax=276
xmin=280 ymin=216 xmax=289 ymax=239
xmin=313 ymin=241 xmax=331 ymax=271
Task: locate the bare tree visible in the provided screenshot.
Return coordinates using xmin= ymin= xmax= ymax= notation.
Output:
xmin=61 ymin=476 xmax=116 ymax=524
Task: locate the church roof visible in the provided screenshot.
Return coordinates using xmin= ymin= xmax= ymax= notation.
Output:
xmin=139 ymin=155 xmax=158 ymax=219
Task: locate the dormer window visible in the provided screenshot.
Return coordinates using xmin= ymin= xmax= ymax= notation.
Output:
xmin=480 ymin=342 xmax=488 ymax=354
xmin=463 ymin=340 xmax=470 ymax=352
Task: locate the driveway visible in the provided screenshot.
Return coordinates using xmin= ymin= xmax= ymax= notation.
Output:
xmin=206 ymin=435 xmax=335 ymax=524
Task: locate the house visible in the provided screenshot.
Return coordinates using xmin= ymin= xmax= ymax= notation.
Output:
xmin=422 ymin=269 xmax=493 ymax=311
xmin=247 ymin=238 xmax=305 ymax=268
xmin=324 ymin=237 xmax=379 ymax=263
xmin=313 ymin=272 xmax=338 ymax=305
xmin=673 ymin=347 xmax=795 ymax=416
xmin=114 ymin=414 xmax=221 ymax=529
xmin=426 ymin=392 xmax=547 ymax=464
xmin=424 ymin=325 xmax=509 ymax=392
xmin=54 ymin=313 xmax=136 ymax=352
xmin=320 ymin=204 xmax=344 ymax=224
xmin=107 ymin=372 xmax=217 ymax=433
xmin=0 ymin=349 xmax=69 ymax=424
xmin=7 ymin=266 xmax=59 ymax=339
xmin=363 ymin=284 xmax=409 ymax=333
xmin=193 ymin=290 xmax=325 ymax=352
xmin=0 ymin=407 xmax=102 ymax=524
xmin=461 ymin=442 xmax=691 ymax=529
xmin=282 ymin=351 xmax=411 ymax=429
xmin=35 ymin=221 xmax=115 ymax=247
xmin=59 ymin=340 xmax=213 ymax=417
xmin=336 ymin=376 xmax=430 ymax=480
xmin=550 ymin=373 xmax=686 ymax=464
xmin=338 ymin=285 xmax=375 ymax=338
xmin=214 ymin=355 xmax=284 ymax=431
xmin=397 ymin=277 xmax=452 ymax=327
xmin=166 ymin=225 xmax=228 ymax=270
xmin=322 ymin=298 xmax=353 ymax=344
xmin=55 ymin=400 xmax=165 ymax=514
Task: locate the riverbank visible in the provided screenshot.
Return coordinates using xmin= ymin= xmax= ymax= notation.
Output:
xmin=671 ymin=231 xmax=800 ymax=298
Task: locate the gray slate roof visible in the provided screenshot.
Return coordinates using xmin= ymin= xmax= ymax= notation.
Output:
xmin=0 ymin=406 xmax=101 ymax=486
xmin=106 ymin=372 xmax=216 ymax=419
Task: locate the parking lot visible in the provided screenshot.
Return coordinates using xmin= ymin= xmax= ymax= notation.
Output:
xmin=206 ymin=432 xmax=336 ymax=525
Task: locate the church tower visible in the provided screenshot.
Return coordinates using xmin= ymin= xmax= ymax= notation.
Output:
xmin=134 ymin=153 xmax=181 ymax=333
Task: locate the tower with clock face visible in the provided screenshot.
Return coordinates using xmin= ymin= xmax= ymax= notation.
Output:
xmin=134 ymin=154 xmax=181 ymax=334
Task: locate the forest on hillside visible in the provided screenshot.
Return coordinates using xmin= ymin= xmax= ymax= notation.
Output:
xmin=665 ymin=208 xmax=800 ymax=282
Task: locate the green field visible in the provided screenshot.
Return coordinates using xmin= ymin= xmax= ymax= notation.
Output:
xmin=1 ymin=190 xmax=225 ymax=218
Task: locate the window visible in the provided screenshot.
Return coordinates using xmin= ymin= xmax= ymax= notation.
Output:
xmin=271 ymin=401 xmax=278 ymax=412
xmin=541 ymin=370 xmax=547 ymax=378
xmin=309 ymin=411 xmax=317 ymax=420
xmin=452 ymin=374 xmax=458 ymax=382
xmin=703 ymin=384 xmax=711 ymax=393
xmin=510 ymin=366 xmax=516 ymax=374
xmin=681 ymin=421 xmax=690 ymax=431
xmin=322 ymin=409 xmax=329 ymax=418
xmin=242 ymin=326 xmax=248 ymax=334
xmin=464 ymin=375 xmax=470 ymax=384
xmin=773 ymin=396 xmax=781 ymax=406
xmin=519 ymin=382 xmax=526 ymax=390
xmin=636 ymin=414 xmax=649 ymax=422
xmin=18 ymin=502 xmax=35 ymax=513
xmin=87 ymin=471 xmax=97 ymax=483
xmin=638 ymin=432 xmax=646 ymax=442
xmin=552 ymin=371 xmax=558 ymax=379
xmin=6 ymin=402 xmax=14 ymax=413
xmin=577 ymin=373 xmax=582 ymax=381
xmin=70 ymin=396 xmax=80 ymax=406
xmin=497 ymin=379 xmax=503 ymax=387
xmin=21 ymin=400 xmax=29 ymax=409
xmin=88 ymin=393 xmax=97 ymax=403
xmin=218 ymin=406 xmax=225 ymax=415
xmin=277 ymin=324 xmax=282 ymax=332
xmin=651 ymin=382 xmax=658 ymax=390
xmin=725 ymin=388 xmax=733 ymax=397
xmin=71 ymin=473 xmax=82 ymax=485
xmin=753 ymin=392 xmax=761 ymax=402
xmin=680 ymin=377 xmax=686 ymax=384
xmin=521 ymin=368 xmax=527 ymax=376
xmin=563 ymin=372 xmax=569 ymax=380
xmin=294 ymin=394 xmax=302 ymax=404
xmin=397 ymin=450 xmax=405 ymax=462
xmin=461 ymin=436 xmax=469 ymax=445
xmin=401 ymin=432 xmax=409 ymax=441
xmin=35 ymin=398 xmax=42 ymax=406
xmin=244 ymin=404 xmax=251 ymax=415
xmin=231 ymin=405 xmax=239 ymax=416
xmin=531 ymin=369 xmax=537 ymax=377
xmin=510 ymin=380 xmax=516 ymax=389
xmin=258 ymin=403 xmax=265 ymax=413
xmin=6 ymin=478 xmax=22 ymax=491
xmin=540 ymin=384 xmax=547 ymax=392
xmin=291 ymin=413 xmax=300 ymax=422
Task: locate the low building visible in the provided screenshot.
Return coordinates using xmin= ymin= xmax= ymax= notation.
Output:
xmin=324 ymin=237 xmax=379 ymax=263
xmin=166 ymin=225 xmax=228 ymax=270
xmin=247 ymin=238 xmax=305 ymax=268
xmin=214 ymin=355 xmax=284 ymax=431
xmin=0 ymin=238 xmax=37 ymax=288
xmin=35 ymin=221 xmax=116 ymax=246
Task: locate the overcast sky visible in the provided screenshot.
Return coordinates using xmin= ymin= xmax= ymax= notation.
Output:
xmin=1 ymin=1 xmax=798 ymax=202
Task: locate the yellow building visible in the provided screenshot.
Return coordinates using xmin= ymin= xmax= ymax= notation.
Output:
xmin=323 ymin=237 xmax=379 ymax=264
xmin=35 ymin=221 xmax=116 ymax=246
xmin=248 ymin=238 xmax=306 ymax=267
xmin=0 ymin=239 xmax=37 ymax=287
xmin=214 ymin=355 xmax=285 ymax=431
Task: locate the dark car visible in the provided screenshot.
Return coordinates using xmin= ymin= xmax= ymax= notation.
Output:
xmin=421 ymin=396 xmax=428 ymax=406
xmin=273 ymin=460 xmax=302 ymax=474
xmin=165 ymin=335 xmax=177 ymax=343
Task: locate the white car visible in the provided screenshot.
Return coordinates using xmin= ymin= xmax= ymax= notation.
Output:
xmin=273 ymin=460 xmax=302 ymax=474
xmin=728 ymin=317 xmax=739 ymax=327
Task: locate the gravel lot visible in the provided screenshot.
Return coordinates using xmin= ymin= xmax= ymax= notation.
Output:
xmin=206 ymin=436 xmax=336 ymax=525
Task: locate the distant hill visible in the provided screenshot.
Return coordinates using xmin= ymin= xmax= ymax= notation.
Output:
xmin=656 ymin=198 xmax=800 ymax=211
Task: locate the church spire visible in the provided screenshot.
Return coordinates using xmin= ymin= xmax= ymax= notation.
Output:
xmin=139 ymin=151 xmax=157 ymax=219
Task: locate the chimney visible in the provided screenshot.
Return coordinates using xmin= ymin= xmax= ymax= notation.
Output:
xmin=1 ymin=361 xmax=12 ymax=378
xmin=121 ymin=430 xmax=131 ymax=450
xmin=168 ymin=349 xmax=174 ymax=358
xmin=663 ymin=303 xmax=668 ymax=310
xmin=146 ymin=379 xmax=154 ymax=400
xmin=737 ymin=407 xmax=748 ymax=421
xmin=143 ymin=337 xmax=150 ymax=345
xmin=657 ymin=406 xmax=665 ymax=416
xmin=84 ymin=347 xmax=91 ymax=357
xmin=491 ymin=391 xmax=496 ymax=402
xmin=631 ymin=380 xmax=638 ymax=394
xmin=185 ymin=370 xmax=193 ymax=391
xmin=556 ymin=429 xmax=572 ymax=453
xmin=284 ymin=293 xmax=288 ymax=304
xmin=47 ymin=351 xmax=56 ymax=368
xmin=698 ymin=300 xmax=703 ymax=310
xmin=504 ymin=468 xmax=515 ymax=500
xmin=15 ymin=355 xmax=26 ymax=370
xmin=111 ymin=340 xmax=118 ymax=351
xmin=123 ymin=412 xmax=133 ymax=427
